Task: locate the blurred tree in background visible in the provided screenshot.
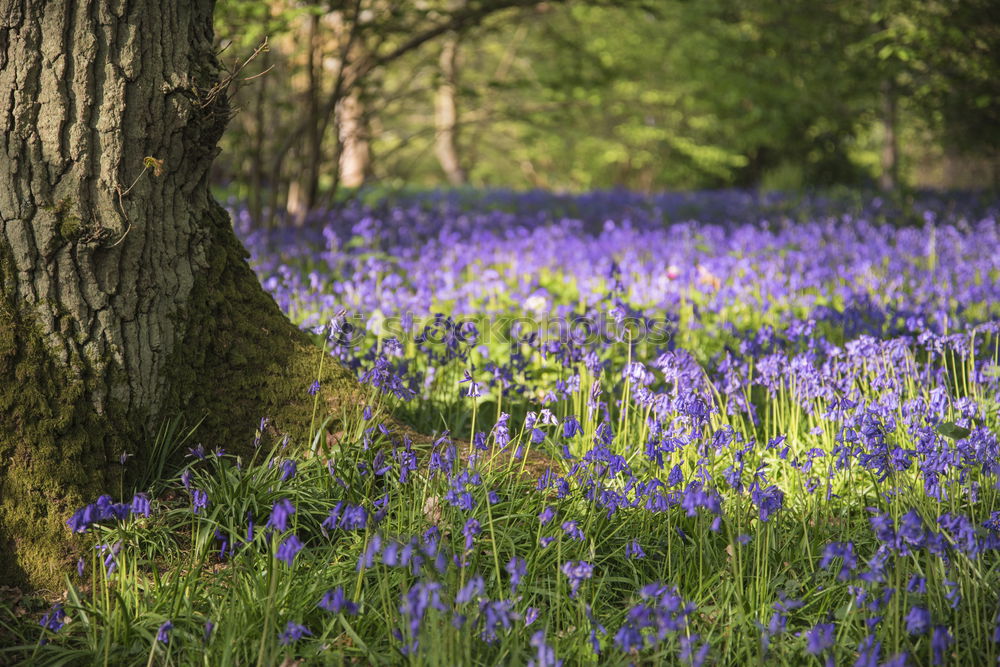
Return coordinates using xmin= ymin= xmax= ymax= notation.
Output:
xmin=214 ymin=0 xmax=1000 ymax=222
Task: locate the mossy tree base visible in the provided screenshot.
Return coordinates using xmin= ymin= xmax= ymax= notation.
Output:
xmin=0 ymin=198 xmax=361 ymax=590
xmin=0 ymin=2 xmax=361 ymax=590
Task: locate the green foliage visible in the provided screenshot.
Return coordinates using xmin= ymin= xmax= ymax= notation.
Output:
xmin=216 ymin=0 xmax=998 ymax=195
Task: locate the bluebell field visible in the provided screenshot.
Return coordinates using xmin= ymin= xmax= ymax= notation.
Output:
xmin=15 ymin=189 xmax=1000 ymax=665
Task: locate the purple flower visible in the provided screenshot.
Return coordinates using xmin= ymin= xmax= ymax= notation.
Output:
xmin=204 ymin=620 xmax=214 ymax=643
xmin=750 ymin=482 xmax=784 ymax=522
xmin=562 ymin=521 xmax=584 ymax=541
xmin=931 ymin=625 xmax=952 ymax=665
xmin=39 ymin=604 xmax=66 ymax=632
xmin=276 ymin=534 xmax=304 ymax=566
xmin=322 ymin=502 xmax=368 ymax=532
xmin=563 ymin=416 xmax=581 ymax=438
xmin=280 ymin=459 xmax=297 ymax=482
xmin=905 ymin=606 xmax=931 ymax=635
xmin=66 ymin=495 xmax=129 ymax=533
xmin=308 ymin=380 xmax=321 ymax=396
xmin=679 ymin=634 xmax=709 ymax=666
xmin=561 ymin=560 xmax=593 ymax=598
xmin=157 ymin=620 xmax=173 ymax=644
xmin=400 ymin=582 xmax=446 ymax=646
xmin=462 ymin=518 xmax=481 ymax=553
xmin=266 ymin=498 xmax=295 ymax=532
xmin=819 ymin=542 xmax=857 ymax=581
xmin=805 ymin=622 xmax=835 ymax=655
xmin=131 ymin=493 xmax=151 ymax=517
xmin=192 ymin=489 xmax=209 ymax=514
xmin=478 ymin=598 xmax=519 ymax=643
xmin=318 ymin=587 xmax=359 ymax=615
xmin=357 ymin=534 xmax=382 ymax=570
xmin=460 ymin=370 xmax=483 ymax=398
xmin=538 ymin=506 xmax=556 ymax=525
xmin=278 ymin=621 xmax=312 ymax=645
xmin=525 ymin=607 xmax=540 ymax=626
xmin=667 ymin=464 xmax=684 ymax=487
xmin=456 ymin=574 xmax=485 ymax=604
xmin=625 ymin=540 xmax=646 ymax=559
xmin=855 ymin=633 xmax=882 ymax=667
xmin=528 ymin=629 xmax=562 ymax=667
xmin=506 ymin=557 xmax=527 ymax=593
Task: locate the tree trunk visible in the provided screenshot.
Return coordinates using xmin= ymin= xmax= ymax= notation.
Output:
xmin=879 ymin=78 xmax=899 ymax=191
xmin=435 ymin=32 xmax=467 ymax=186
xmin=338 ymin=89 xmax=370 ymax=189
xmin=288 ymin=11 xmax=322 ymax=227
xmin=0 ymin=0 xmax=358 ymax=588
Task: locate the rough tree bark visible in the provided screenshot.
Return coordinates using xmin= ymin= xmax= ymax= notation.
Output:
xmin=0 ymin=0 xmax=358 ymax=588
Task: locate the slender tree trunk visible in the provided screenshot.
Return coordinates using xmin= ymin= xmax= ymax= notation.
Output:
xmin=0 ymin=0 xmax=358 ymax=588
xmin=879 ymin=78 xmax=899 ymax=191
xmin=289 ymin=11 xmax=322 ymax=226
xmin=435 ymin=32 xmax=466 ymax=186
xmin=248 ymin=47 xmax=270 ymax=227
xmin=338 ymin=89 xmax=370 ymax=189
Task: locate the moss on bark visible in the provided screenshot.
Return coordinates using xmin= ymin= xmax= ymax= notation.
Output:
xmin=164 ymin=198 xmax=362 ymax=454
xmin=0 ymin=201 xmax=364 ymax=591
xmin=0 ymin=249 xmax=132 ymax=589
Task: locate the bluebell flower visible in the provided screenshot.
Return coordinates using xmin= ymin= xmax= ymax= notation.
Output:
xmin=318 ymin=586 xmax=359 ymax=615
xmin=538 ymin=506 xmax=556 ymax=525
xmin=667 ymin=464 xmax=684 ymax=487
xmin=931 ymin=625 xmax=952 ymax=665
xmin=39 ymin=604 xmax=65 ymax=632
xmin=679 ymin=634 xmax=709 ymax=666
xmin=905 ymin=606 xmax=931 ymax=635
xmin=357 ymin=534 xmax=382 ymax=570
xmin=280 ymin=459 xmax=297 ymax=482
xmin=819 ymin=542 xmax=857 ymax=581
xmin=478 ymin=598 xmax=519 ymax=643
xmin=463 ymin=518 xmax=481 ymax=554
xmin=457 ymin=575 xmax=485 ymax=604
xmin=278 ymin=621 xmax=312 ymax=645
xmin=399 ymin=582 xmax=446 ymax=646
xmin=266 ymin=498 xmax=295 ymax=532
xmin=561 ymin=560 xmax=593 ymax=598
xmin=156 ymin=620 xmax=173 ymax=644
xmin=192 ymin=489 xmax=208 ymax=514
xmin=854 ymin=633 xmax=881 ymax=667
xmin=563 ymin=415 xmax=581 ymax=438
xmin=276 ymin=534 xmax=303 ymax=566
xmin=805 ymin=622 xmax=835 ymax=655
xmin=528 ymin=630 xmax=562 ymax=667
xmin=625 ymin=540 xmax=645 ymax=559
xmin=130 ymin=493 xmax=151 ymax=517
xmin=561 ymin=521 xmax=584 ymax=541
xmin=506 ymin=557 xmax=527 ymax=593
